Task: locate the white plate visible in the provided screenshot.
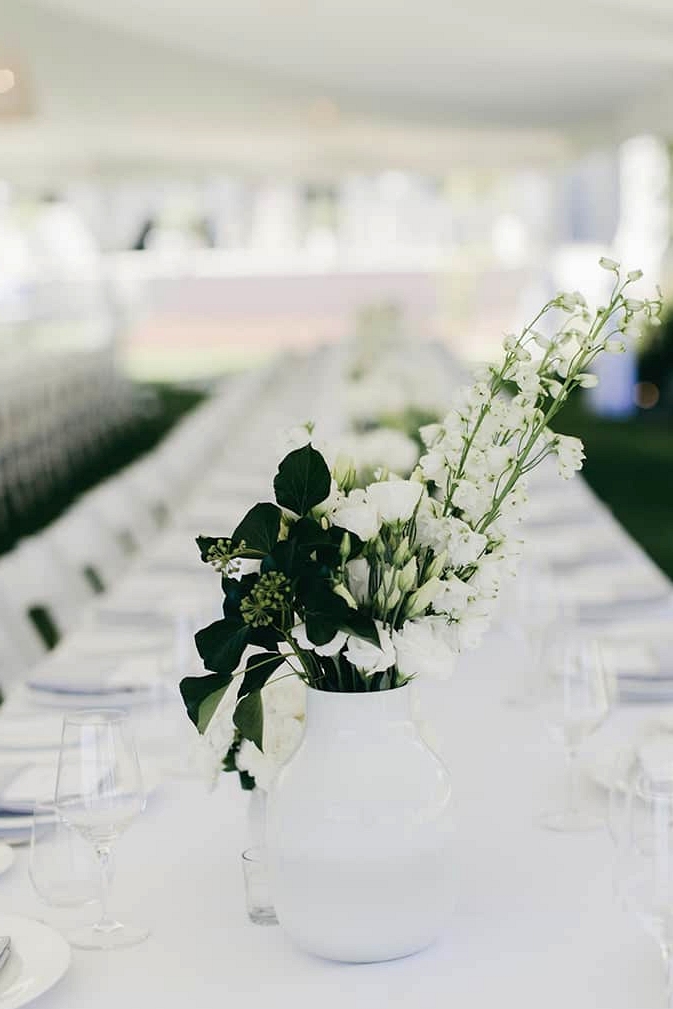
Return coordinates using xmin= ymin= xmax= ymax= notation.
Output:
xmin=0 ymin=913 xmax=70 ymax=1009
xmin=0 ymin=843 xmax=14 ymax=875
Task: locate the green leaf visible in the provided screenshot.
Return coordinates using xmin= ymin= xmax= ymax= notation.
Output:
xmin=197 ymin=686 xmax=229 ymax=733
xmin=232 ymin=502 xmax=282 ymax=553
xmin=237 ymin=651 xmax=285 ymax=699
xmin=301 ymin=577 xmax=379 ymax=646
xmin=180 ymin=671 xmax=233 ymax=727
xmin=195 ymin=619 xmax=250 ymax=675
xmin=234 ymin=691 xmax=264 ymax=750
xmin=273 ymin=444 xmax=331 ymax=516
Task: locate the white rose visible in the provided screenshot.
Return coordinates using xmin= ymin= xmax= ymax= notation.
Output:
xmin=366 ymin=479 xmax=423 ymax=524
xmin=343 ymin=621 xmax=396 ymax=675
xmin=332 ymin=489 xmax=381 ymax=541
xmin=393 ymin=618 xmax=458 ymax=680
xmin=292 ymin=622 xmax=348 ymax=657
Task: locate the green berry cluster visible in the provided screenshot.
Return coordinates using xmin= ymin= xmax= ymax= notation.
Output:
xmin=240 ymin=571 xmax=292 ymax=628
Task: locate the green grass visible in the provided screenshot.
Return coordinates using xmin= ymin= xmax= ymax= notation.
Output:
xmin=553 ymin=399 xmax=673 ymax=578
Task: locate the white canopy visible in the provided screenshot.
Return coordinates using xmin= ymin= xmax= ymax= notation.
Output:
xmin=2 ymin=0 xmax=673 ymax=178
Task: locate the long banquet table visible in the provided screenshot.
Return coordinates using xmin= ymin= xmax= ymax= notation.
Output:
xmin=2 ymin=346 xmax=673 ymax=1008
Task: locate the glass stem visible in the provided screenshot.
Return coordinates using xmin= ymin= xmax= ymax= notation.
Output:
xmin=565 ymin=747 xmax=579 ymax=814
xmin=95 ymin=844 xmax=116 ymax=932
xmin=662 ymin=944 xmax=673 ymax=1009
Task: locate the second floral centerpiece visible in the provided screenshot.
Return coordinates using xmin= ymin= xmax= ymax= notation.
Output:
xmin=181 ymin=262 xmax=659 ymax=962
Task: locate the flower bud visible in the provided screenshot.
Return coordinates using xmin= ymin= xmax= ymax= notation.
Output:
xmin=332 ymin=582 xmax=358 ymax=610
xmin=625 ymin=298 xmax=644 ymax=312
xmin=627 ymin=269 xmax=643 ymax=282
xmin=339 ymin=531 xmax=351 ymax=562
xmin=404 ymin=577 xmax=443 ymax=619
xmin=577 ymin=373 xmax=598 ymax=389
xmin=425 ymin=550 xmax=448 ymax=579
xmin=333 ymin=452 xmax=357 ymax=493
xmin=398 ymin=556 xmax=418 ymax=593
xmin=599 ymin=257 xmax=620 ymax=272
xmin=604 ymin=339 xmax=626 ymax=354
xmin=392 ymin=536 xmax=411 ymax=567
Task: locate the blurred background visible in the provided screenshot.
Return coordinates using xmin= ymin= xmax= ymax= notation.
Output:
xmin=0 ymin=0 xmax=672 ymax=580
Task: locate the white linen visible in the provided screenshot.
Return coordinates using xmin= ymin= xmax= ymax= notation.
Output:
xmin=0 ymin=346 xmax=671 ymax=1006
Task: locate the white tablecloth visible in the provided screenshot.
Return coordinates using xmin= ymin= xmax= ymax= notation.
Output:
xmin=1 ymin=348 xmax=672 ymax=1008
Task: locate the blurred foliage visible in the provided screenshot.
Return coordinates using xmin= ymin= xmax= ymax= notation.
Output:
xmin=553 ymin=396 xmax=673 ymax=578
xmin=0 ymin=382 xmax=205 ymax=556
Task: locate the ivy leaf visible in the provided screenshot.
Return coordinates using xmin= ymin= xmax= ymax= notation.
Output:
xmin=195 ymin=619 xmax=250 ymax=675
xmin=273 ymin=444 xmax=331 ymax=517
xmin=301 ymin=576 xmax=379 ymax=646
xmin=237 ymin=651 xmax=285 ymax=699
xmin=232 ymin=502 xmax=282 ymax=553
xmin=196 ymin=686 xmax=229 ymax=733
xmin=180 ymin=671 xmax=233 ymax=728
xmin=234 ymin=691 xmax=264 ymax=750
xmin=222 ymin=574 xmax=258 ymax=620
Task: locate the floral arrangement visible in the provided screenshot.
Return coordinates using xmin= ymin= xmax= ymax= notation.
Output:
xmin=180 ymin=261 xmax=660 ymax=789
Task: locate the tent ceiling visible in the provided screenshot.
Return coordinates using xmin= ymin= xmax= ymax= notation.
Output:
xmin=33 ymin=0 xmax=673 ymax=127
xmin=2 ymin=0 xmax=673 ymax=178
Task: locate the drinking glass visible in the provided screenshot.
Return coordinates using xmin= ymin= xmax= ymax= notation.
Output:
xmin=55 ymin=708 xmax=148 ymax=949
xmin=241 ymin=848 xmax=278 ymax=926
xmin=612 ymin=738 xmax=673 ymax=1007
xmin=29 ymin=802 xmax=100 ymax=931
xmin=538 ymin=634 xmax=612 ymax=831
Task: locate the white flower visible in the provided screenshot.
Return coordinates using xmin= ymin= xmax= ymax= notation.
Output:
xmin=366 ymin=479 xmax=423 ymax=524
xmin=292 ymin=622 xmax=348 ymax=657
xmin=555 ymin=434 xmax=585 ymax=479
xmin=627 ymin=269 xmax=643 ymax=282
xmin=419 ymin=423 xmax=443 ymax=448
xmin=599 ymin=256 xmax=620 ymax=271
xmin=419 ymin=449 xmax=449 ymax=487
xmin=604 ymin=340 xmax=626 ymax=354
xmin=433 ymin=573 xmax=472 ymax=617
xmin=452 ymin=479 xmax=482 ymax=515
xmin=332 ymin=489 xmax=381 ymax=541
xmin=405 ymin=576 xmax=444 ymax=618
xmin=393 ymin=617 xmax=458 ymax=680
xmin=345 ymin=557 xmax=371 ymax=605
xmin=577 ymin=373 xmax=598 ymax=389
xmin=445 ymin=517 xmax=488 ymax=567
xmin=343 ymin=621 xmax=396 ymax=675
xmin=512 ymin=363 xmax=542 ymax=398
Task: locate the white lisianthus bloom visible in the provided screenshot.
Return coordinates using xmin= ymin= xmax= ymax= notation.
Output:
xmin=292 ymin=622 xmax=348 ymax=657
xmin=452 ymin=600 xmax=494 ymax=650
xmin=555 ymin=434 xmax=585 ymax=479
xmin=433 ymin=573 xmax=472 ymax=617
xmin=393 ymin=617 xmax=458 ymax=680
xmin=366 ymin=478 xmax=423 ymax=524
xmin=345 ymin=556 xmax=371 ymax=605
xmin=332 ymin=488 xmax=381 ymax=541
xmin=343 ymin=621 xmax=396 ymax=675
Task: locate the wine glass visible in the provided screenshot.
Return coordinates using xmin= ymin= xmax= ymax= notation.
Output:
xmin=538 ymin=634 xmax=613 ymax=831
xmin=612 ymin=737 xmax=673 ymax=1008
xmin=29 ymin=802 xmax=100 ymax=932
xmin=55 ymin=708 xmax=149 ymax=949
